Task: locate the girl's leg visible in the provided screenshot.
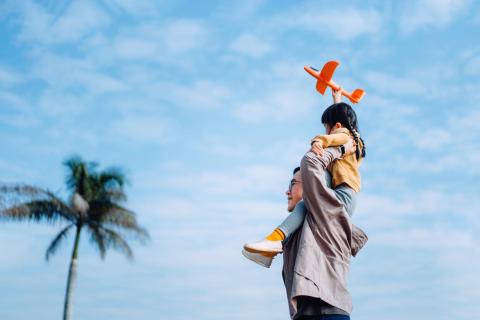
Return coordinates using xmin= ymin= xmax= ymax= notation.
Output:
xmin=275 ymin=200 xmax=307 ymax=240
xmin=327 ymin=169 xmax=357 ymax=218
xmin=333 ymin=185 xmax=357 ymax=218
xmin=243 ymin=202 xmax=306 ymax=255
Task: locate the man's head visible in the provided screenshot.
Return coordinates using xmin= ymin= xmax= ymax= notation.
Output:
xmin=286 ymin=166 xmax=303 ymax=212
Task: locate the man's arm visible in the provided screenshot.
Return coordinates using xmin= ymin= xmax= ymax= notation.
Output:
xmin=301 ymin=139 xmax=356 ymax=210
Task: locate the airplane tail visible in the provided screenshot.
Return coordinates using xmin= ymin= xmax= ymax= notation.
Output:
xmin=350 ymin=89 xmax=365 ymax=103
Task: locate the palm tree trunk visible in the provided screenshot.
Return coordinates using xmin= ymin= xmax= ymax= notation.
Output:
xmin=63 ymin=224 xmax=82 ymax=320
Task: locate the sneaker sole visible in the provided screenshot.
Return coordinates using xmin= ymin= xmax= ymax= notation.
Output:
xmin=241 ymin=250 xmax=273 ymax=268
xmin=243 ymin=244 xmax=283 ymax=254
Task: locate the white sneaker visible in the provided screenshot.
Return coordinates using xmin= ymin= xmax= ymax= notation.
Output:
xmin=241 ymin=249 xmax=274 ymax=268
xmin=243 ymin=239 xmax=283 ymax=254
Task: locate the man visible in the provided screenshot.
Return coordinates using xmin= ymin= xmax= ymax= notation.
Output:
xmin=243 ymin=141 xmax=368 ymax=319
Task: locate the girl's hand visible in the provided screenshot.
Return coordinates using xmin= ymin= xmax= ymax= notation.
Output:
xmin=311 ymin=141 xmax=325 ymax=156
xmin=332 ymin=88 xmax=342 ymax=103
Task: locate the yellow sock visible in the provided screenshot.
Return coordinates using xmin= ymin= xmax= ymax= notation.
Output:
xmin=266 ymin=228 xmax=285 ymax=241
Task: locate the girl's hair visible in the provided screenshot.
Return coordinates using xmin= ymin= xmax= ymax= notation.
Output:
xmin=321 ymin=102 xmax=366 ymax=160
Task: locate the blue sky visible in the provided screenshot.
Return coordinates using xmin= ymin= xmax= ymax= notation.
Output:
xmin=1 ymin=0 xmax=480 ymax=319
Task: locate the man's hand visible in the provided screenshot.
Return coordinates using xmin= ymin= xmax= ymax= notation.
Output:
xmin=332 ymin=88 xmax=342 ymax=104
xmin=311 ymin=141 xmax=325 ymax=156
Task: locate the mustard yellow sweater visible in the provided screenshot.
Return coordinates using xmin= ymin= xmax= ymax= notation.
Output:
xmin=311 ymin=127 xmax=363 ymax=192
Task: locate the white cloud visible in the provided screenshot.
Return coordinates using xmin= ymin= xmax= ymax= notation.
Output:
xmin=112 ymin=36 xmax=159 ymax=60
xmin=163 ymin=19 xmax=209 ymax=53
xmin=112 ymin=19 xmax=209 ymax=61
xmin=214 ymin=0 xmax=267 ymax=22
xmin=363 ymin=63 xmax=464 ymax=101
xmin=461 ymin=48 xmax=480 ymax=76
xmin=357 ymin=188 xmax=478 ymax=229
xmin=276 ymin=7 xmax=384 ymax=41
xmin=399 ymin=0 xmax=472 ymax=33
xmin=364 ymin=71 xmax=426 ymax=96
xmin=0 ymin=90 xmax=28 ymax=108
xmin=232 ymin=61 xmax=318 ymax=123
xmin=229 ymin=34 xmax=272 ymax=58
xmin=163 ymin=81 xmax=231 ymax=110
xmin=412 ymin=128 xmax=452 ymax=151
xmin=109 ymin=112 xmax=174 ymax=144
xmin=374 ymin=225 xmax=478 ymax=249
xmin=31 ymin=52 xmax=126 ymax=96
xmin=17 ymin=0 xmax=110 ymax=44
xmin=0 ymin=111 xmax=39 ymax=129
xmin=103 ymin=0 xmax=160 ymax=17
xmin=234 ymin=85 xmax=316 ymax=123
xmin=0 ymin=67 xmax=22 ymax=85
xmin=0 ymin=159 xmax=41 ymax=182
xmin=165 ymin=164 xmax=288 ymax=196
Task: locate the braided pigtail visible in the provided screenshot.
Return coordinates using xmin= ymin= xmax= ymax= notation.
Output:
xmin=351 ymin=129 xmax=366 ymax=159
xmin=341 ymin=106 xmax=361 ymax=160
xmin=348 ymin=125 xmax=361 ymax=160
xmin=359 ymin=136 xmax=366 ymax=158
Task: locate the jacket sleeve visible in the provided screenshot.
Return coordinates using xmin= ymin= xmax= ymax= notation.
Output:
xmin=351 ymin=224 xmax=368 ymax=257
xmin=311 ymin=132 xmax=350 ymax=148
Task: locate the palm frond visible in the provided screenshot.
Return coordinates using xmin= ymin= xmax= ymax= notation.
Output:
xmin=88 ymin=201 xmax=149 ymax=242
xmin=103 ymin=189 xmax=127 ymax=202
xmin=88 ymin=225 xmax=107 ymax=259
xmin=63 ymin=155 xmax=98 ymax=200
xmin=45 ymin=223 xmax=75 ymax=261
xmin=101 ymin=227 xmax=134 ymax=260
xmin=1 ymin=184 xmax=75 ymax=223
xmin=0 ymin=184 xmax=47 ymax=197
xmin=99 ymin=167 xmax=128 ymax=188
xmin=1 ymin=200 xmax=74 ymax=223
xmin=89 ymin=168 xmax=128 ymax=203
xmin=1 ymin=184 xmax=48 ymax=208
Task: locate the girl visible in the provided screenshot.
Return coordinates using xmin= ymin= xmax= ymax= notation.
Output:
xmin=243 ymin=92 xmax=366 ymax=259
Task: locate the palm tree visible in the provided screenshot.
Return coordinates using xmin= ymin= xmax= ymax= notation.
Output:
xmin=0 ymin=155 xmax=149 ymax=320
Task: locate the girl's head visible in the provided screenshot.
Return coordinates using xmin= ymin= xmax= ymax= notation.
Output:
xmin=321 ymin=102 xmax=366 ymax=159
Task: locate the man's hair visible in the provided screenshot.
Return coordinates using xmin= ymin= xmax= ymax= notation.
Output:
xmin=293 ymin=166 xmax=300 ymax=175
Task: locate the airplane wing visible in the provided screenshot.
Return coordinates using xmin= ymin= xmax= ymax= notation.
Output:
xmin=316 ymin=79 xmax=328 ymax=94
xmin=320 ymin=61 xmax=339 ymax=82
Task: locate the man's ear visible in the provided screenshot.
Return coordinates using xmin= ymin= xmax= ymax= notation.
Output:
xmin=334 ymin=122 xmax=342 ymax=129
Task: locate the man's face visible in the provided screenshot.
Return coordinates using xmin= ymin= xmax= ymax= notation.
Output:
xmin=285 ymin=171 xmax=303 ymax=212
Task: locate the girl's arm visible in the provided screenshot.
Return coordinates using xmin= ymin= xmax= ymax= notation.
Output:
xmin=311 ymin=132 xmax=350 ymax=148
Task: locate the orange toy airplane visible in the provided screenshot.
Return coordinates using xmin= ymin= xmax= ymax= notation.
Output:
xmin=304 ymin=61 xmax=365 ymax=104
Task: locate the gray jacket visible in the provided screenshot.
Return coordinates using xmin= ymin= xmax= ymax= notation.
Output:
xmin=282 ymin=150 xmax=368 ymax=318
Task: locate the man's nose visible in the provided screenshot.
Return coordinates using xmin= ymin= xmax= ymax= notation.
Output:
xmin=286 ymin=190 xmax=291 ymax=196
